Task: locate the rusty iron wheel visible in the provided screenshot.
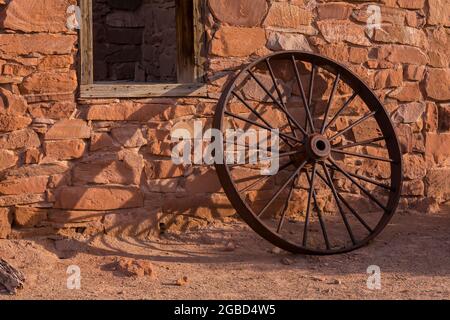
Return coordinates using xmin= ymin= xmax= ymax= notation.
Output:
xmin=214 ymin=51 xmax=403 ymax=255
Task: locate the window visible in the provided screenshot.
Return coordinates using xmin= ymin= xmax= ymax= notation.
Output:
xmin=79 ymin=0 xmax=206 ymax=98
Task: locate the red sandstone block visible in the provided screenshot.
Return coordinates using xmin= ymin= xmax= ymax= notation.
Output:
xmin=0 ymin=150 xmax=18 ymax=171
xmin=86 ymin=103 xmax=195 ymax=122
xmin=111 ymin=125 xmax=147 ymax=148
xmin=403 ymin=154 xmax=427 ymax=180
xmin=208 ymin=0 xmax=267 ymax=27
xmin=317 ymin=20 xmax=371 ymax=46
xmin=2 ymin=163 xmax=69 ymax=180
xmin=44 ymin=139 xmax=86 ymax=161
xmin=0 ymin=34 xmax=76 ymax=55
xmin=317 ymin=3 xmax=354 ymax=20
xmin=263 ymin=2 xmax=312 ymax=28
xmin=426 ymin=168 xmax=450 ymax=199
xmin=72 ymin=159 xmax=138 ymax=185
xmin=38 ymin=55 xmax=74 ymax=71
xmin=90 ymin=133 xmax=120 ymax=152
xmin=0 ymin=176 xmax=49 ymax=196
xmin=45 ymin=119 xmax=91 ymax=140
xmin=0 ymin=194 xmax=46 ymax=207
xmin=54 ymin=186 xmax=144 ymax=211
xmin=0 ymin=113 xmax=31 ymax=132
xmin=29 ymin=101 xmax=76 ymax=120
xmin=0 ymin=207 xmax=12 ymax=239
xmin=425 ymin=133 xmax=450 ymax=167
xmin=0 ymin=129 xmax=40 ymax=150
xmin=211 ymin=26 xmax=266 ymax=57
xmin=144 ymin=160 xmax=185 ymax=180
xmin=183 ymin=167 xmax=223 ymax=194
xmin=425 ymin=68 xmax=450 ymax=101
xmin=0 ymin=0 xmax=73 ymax=33
xmin=388 ymin=82 xmax=423 ymax=102
xmin=14 ymin=207 xmax=48 ymax=228
xmin=20 ymin=70 xmax=78 ymax=95
xmin=47 ymin=210 xmax=104 ymax=224
xmin=428 ymin=0 xmax=450 ymax=25
xmin=376 ymin=45 xmax=429 ymax=65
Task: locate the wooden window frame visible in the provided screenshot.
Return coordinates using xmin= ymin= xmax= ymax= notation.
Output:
xmin=79 ymin=0 xmax=207 ymax=98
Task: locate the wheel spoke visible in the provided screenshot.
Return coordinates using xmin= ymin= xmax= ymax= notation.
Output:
xmin=232 ymin=91 xmax=295 ymax=148
xmin=336 ymin=196 xmax=373 ymax=233
xmin=308 ymin=65 xmax=316 ymax=131
xmin=291 ymin=55 xmax=315 ymax=133
xmin=334 ymin=136 xmax=386 ymax=150
xmin=330 ymin=111 xmax=377 ymax=142
xmin=224 ymin=111 xmax=303 ymax=144
xmin=228 ymin=150 xmax=301 ymax=168
xmin=331 ymin=149 xmax=395 ymax=163
xmin=258 ymin=160 xmax=308 ymax=218
xmin=247 ymin=69 xmax=308 ymax=136
xmin=320 ymin=73 xmax=340 ymax=134
xmin=265 ymin=58 xmax=299 ymax=139
xmin=232 ymin=133 xmax=289 ymax=153
xmin=304 ymin=168 xmax=331 ymax=250
xmin=326 ymin=163 xmax=392 ymax=191
xmin=328 ymin=158 xmax=388 ymax=212
xmin=320 ymin=163 xmax=356 ymax=245
xmin=277 ymin=173 xmax=298 ymax=233
xmin=258 ymin=150 xmax=301 ymax=162
xmin=237 ymin=161 xmax=294 ymax=193
xmin=323 ymin=92 xmax=358 ymax=133
xmin=232 ymin=91 xmax=272 ymax=128
xmin=316 ymin=170 xmax=373 ymax=233
xmin=303 ymin=163 xmax=317 ymax=246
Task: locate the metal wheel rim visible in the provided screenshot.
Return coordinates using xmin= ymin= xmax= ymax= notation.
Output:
xmin=214 ymin=51 xmax=403 ymax=255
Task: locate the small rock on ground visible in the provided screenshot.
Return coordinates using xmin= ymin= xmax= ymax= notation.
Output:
xmin=111 ymin=257 xmax=156 ymax=278
xmin=176 ymin=276 xmax=189 ymax=287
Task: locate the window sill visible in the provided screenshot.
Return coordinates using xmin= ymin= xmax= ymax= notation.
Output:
xmin=79 ymin=82 xmax=208 ymax=99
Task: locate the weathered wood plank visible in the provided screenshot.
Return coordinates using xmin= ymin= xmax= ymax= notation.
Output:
xmin=176 ymin=0 xmax=195 ymax=83
xmin=0 ymin=258 xmax=25 ymax=295
xmin=193 ymin=0 xmax=206 ymax=83
xmin=80 ymin=0 xmax=93 ymax=85
xmin=80 ymin=83 xmax=208 ymax=98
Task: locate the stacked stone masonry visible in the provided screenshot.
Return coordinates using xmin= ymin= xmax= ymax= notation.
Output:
xmin=0 ymin=0 xmax=449 ymax=239
xmin=93 ymin=0 xmax=177 ymax=82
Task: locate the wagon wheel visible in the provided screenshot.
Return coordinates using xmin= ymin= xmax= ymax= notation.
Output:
xmin=214 ymin=51 xmax=403 ymax=255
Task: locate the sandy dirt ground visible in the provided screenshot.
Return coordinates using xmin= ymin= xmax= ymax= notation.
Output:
xmin=0 ymin=210 xmax=450 ymax=300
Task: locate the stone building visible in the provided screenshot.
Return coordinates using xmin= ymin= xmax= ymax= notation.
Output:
xmin=0 ymin=0 xmax=448 ymax=240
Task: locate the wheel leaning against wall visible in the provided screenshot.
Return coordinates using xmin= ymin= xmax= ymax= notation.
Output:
xmin=214 ymin=51 xmax=403 ymax=255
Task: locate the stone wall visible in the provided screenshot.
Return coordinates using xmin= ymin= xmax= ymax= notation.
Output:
xmin=0 ymin=0 xmax=449 ymax=240
xmin=93 ymin=0 xmax=177 ymax=82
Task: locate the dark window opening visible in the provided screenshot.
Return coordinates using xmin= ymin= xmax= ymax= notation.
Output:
xmin=92 ymin=0 xmax=178 ymax=83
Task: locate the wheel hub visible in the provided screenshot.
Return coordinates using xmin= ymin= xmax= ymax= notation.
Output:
xmin=307 ymin=134 xmax=331 ymax=160
xmin=290 ymin=134 xmax=331 ymax=167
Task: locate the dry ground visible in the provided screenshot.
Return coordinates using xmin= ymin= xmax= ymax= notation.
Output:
xmin=1 ymin=210 xmax=450 ymax=300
